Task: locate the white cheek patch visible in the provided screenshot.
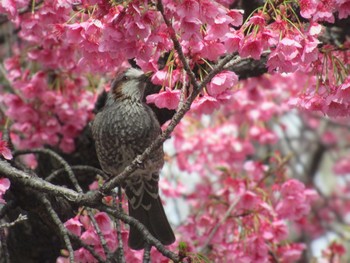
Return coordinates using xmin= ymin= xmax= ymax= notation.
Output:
xmin=122 ymin=79 xmax=143 ymax=99
xmin=125 ymin=68 xmax=144 ymax=79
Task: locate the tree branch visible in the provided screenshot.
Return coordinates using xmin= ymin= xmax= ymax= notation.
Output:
xmin=143 ymin=243 xmax=151 ymax=263
xmin=38 ymin=195 xmax=75 ymax=263
xmin=113 ymin=188 xmax=126 ymax=263
xmin=0 ymin=160 xmax=84 ymax=202
xmin=14 ymin=149 xmax=83 ymax=193
xmin=0 ymin=214 xmax=27 ymax=229
xmin=0 ymin=228 xmax=10 ymax=263
xmin=0 ymin=159 xmax=178 ymax=261
xmin=87 ymin=208 xmax=113 ymax=261
xmin=102 ymin=205 xmax=180 ymax=262
xmin=200 ymin=197 xmax=241 ymax=255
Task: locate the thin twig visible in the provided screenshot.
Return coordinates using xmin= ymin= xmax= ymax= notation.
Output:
xmin=0 ymin=160 xmax=83 ymax=202
xmin=143 ymin=243 xmax=152 ymax=263
xmin=178 ymin=69 xmax=187 ymax=109
xmin=0 ymin=214 xmax=27 ymax=229
xmin=157 ymin=0 xmax=200 ymax=91
xmin=0 ymin=228 xmax=10 ymax=263
xmin=68 ymin=233 xmax=105 ymax=263
xmin=113 ymin=188 xmax=125 ymax=263
xmin=101 ymin=205 xmax=180 ymax=262
xmin=200 ymin=197 xmax=240 ymax=254
xmin=14 ymin=149 xmax=83 ymax=193
xmin=46 ymin=165 xmax=108 ymax=182
xmin=39 ymin=195 xmax=75 ymax=263
xmin=87 ymin=208 xmax=112 ymax=261
xmin=0 ymin=200 xmax=16 ymax=220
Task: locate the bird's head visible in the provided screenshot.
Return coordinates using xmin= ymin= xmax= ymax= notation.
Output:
xmin=110 ymin=68 xmax=151 ymax=102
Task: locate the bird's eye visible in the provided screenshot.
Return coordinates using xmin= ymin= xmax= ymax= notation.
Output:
xmin=122 ymin=76 xmax=129 ymax=81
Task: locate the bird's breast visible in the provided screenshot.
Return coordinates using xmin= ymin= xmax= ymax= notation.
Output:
xmin=92 ymin=100 xmax=162 ymax=174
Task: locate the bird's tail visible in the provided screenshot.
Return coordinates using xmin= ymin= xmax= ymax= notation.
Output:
xmin=127 ymin=196 xmax=175 ymax=250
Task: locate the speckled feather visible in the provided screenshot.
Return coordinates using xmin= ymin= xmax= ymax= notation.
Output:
xmin=91 ymin=68 xmax=175 ymax=249
xmin=92 ymin=97 xmax=164 ymax=208
xmin=92 ymin=98 xmax=163 ymax=176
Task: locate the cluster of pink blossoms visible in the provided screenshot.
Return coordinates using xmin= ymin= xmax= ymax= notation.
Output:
xmin=0 ymin=1 xmax=95 ymax=153
xmin=143 ymin=2 xmax=322 ymax=111
xmin=299 ymin=0 xmax=350 ymax=21
xmin=60 ymin=197 xmax=178 ymax=262
xmin=170 ymin=73 xmax=321 ymax=262
xmin=60 ymin=212 xmax=118 ymax=262
xmin=177 ymin=176 xmax=317 ymax=262
xmin=1 ymin=56 xmax=94 ymax=153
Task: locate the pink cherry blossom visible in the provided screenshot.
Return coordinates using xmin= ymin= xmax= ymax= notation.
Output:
xmin=191 ymin=95 xmax=221 ymax=114
xmin=249 ymin=126 xmax=278 ymax=144
xmin=243 ymin=161 xmax=268 ymax=181
xmin=239 ymin=37 xmax=263 ymax=60
xmin=334 ymin=157 xmax=350 ymax=175
xmin=2 ymin=68 xmax=94 ymax=153
xmin=103 ymin=230 xmax=118 ymax=251
xmin=150 ymin=70 xmax=169 ymax=86
xmin=0 ymin=0 xmax=17 ymax=19
xmin=160 ymin=178 xmax=186 ymax=198
xmin=270 ymin=221 xmax=288 ymax=241
xmin=207 ymin=71 xmax=238 ymax=96
xmin=64 ymin=217 xmax=83 ymax=236
xmin=0 ymin=0 xmax=28 ymax=25
xmin=146 ymin=88 xmax=180 ymax=110
xmin=314 ymin=0 xmax=336 ymax=22
xmin=248 ymin=12 xmax=266 ymax=26
xmin=328 ymin=242 xmax=346 ymax=255
xmin=238 ymin=191 xmax=259 ymax=210
xmin=176 ymin=0 xmax=200 ymax=19
xmin=337 ymin=0 xmax=350 ymax=18
xmin=94 ymin=212 xmax=113 ymax=234
xmin=74 ymin=248 xmax=96 ymax=263
xmin=0 ymin=178 xmax=10 ymax=204
xmin=227 ymin=10 xmax=243 ymax=27
xmin=224 ymin=30 xmax=243 ymax=53
xmin=277 ymin=243 xmax=306 ymax=263
xmin=201 ymin=40 xmax=226 ymax=61
xmin=275 ymin=179 xmax=318 ymax=220
xmin=299 ymin=0 xmax=318 ymax=18
xmin=0 ymin=140 xmax=12 ymax=160
xmin=280 ymin=179 xmax=306 ymax=197
xmin=81 ymin=229 xmax=100 ymax=246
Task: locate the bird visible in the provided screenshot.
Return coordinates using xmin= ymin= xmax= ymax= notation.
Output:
xmin=91 ymin=68 xmax=175 ymax=250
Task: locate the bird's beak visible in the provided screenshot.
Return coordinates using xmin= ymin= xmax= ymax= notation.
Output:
xmin=139 ymin=71 xmax=153 ymax=82
xmin=144 ymin=71 xmax=153 ymax=79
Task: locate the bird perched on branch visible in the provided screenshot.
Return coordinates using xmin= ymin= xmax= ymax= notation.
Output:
xmin=91 ymin=68 xmax=175 ymax=250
